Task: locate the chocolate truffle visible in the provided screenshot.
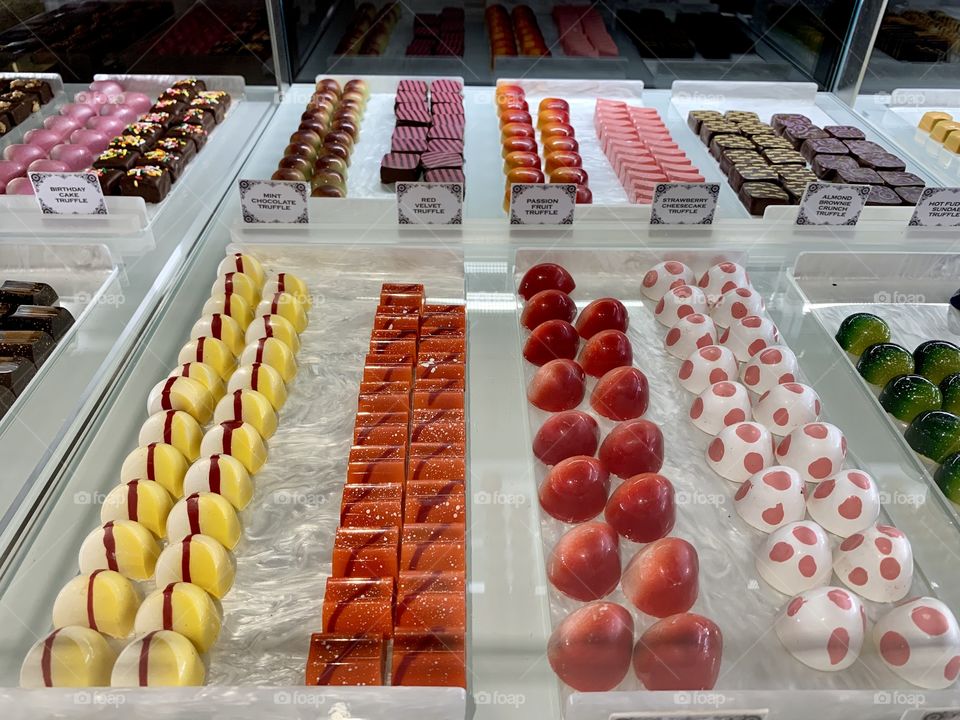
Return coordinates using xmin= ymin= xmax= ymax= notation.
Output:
xmin=120 ymin=166 xmax=172 ymax=203
xmin=2 ymin=305 xmax=74 ymax=340
xmin=0 ymin=280 xmax=57 ymax=306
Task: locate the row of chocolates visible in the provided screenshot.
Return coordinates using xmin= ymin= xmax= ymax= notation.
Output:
xmin=497 ymin=85 xmax=591 ymax=211
xmin=0 ymin=77 xmax=55 ymax=136
xmin=689 ymin=110 xmax=923 ymax=215
xmin=0 ymin=280 xmax=74 ymax=417
xmin=272 ymin=77 xmax=369 ymax=198
xmin=406 ymin=7 xmax=465 ymax=57
xmin=88 ymin=78 xmax=230 ymax=203
xmin=306 ymin=283 xmax=467 ymax=687
xmin=380 ymin=79 xmax=465 ymax=186
xmin=595 ymin=98 xmax=704 ymax=205
xmin=517 ymin=263 xmax=719 ymax=692
xmin=20 ymin=253 xmax=310 ymax=687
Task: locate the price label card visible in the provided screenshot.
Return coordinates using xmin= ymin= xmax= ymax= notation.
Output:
xmin=650 ymin=182 xmax=721 ymax=224
xmin=909 ymin=187 xmax=960 ymax=227
xmin=397 ymin=182 xmax=463 ymax=224
xmin=30 ymin=172 xmax=107 ymax=215
xmin=238 ymin=179 xmax=309 ymax=224
xmin=795 ymin=182 xmax=870 ymax=226
xmin=509 ymin=183 xmax=576 ymax=225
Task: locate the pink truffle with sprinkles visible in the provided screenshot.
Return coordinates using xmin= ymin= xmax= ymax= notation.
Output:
xmin=775 ymin=586 xmax=866 ymax=671
xmin=642 ymin=260 xmax=695 ymax=301
xmin=665 ymin=313 xmax=718 ymax=360
xmin=873 ymin=597 xmax=960 ymax=689
xmin=752 ymin=382 xmax=822 ymax=436
xmin=689 ymin=381 xmax=751 ymax=435
xmin=740 ymin=345 xmax=799 ymax=395
xmin=756 ymin=520 xmax=832 ymax=595
xmin=654 ymin=285 xmax=707 ymax=327
xmin=807 ymin=469 xmax=881 ymax=538
xmin=735 ymin=465 xmax=806 ymax=532
xmin=834 ymin=524 xmax=913 ymax=602
xmin=775 ymin=422 xmax=846 ymax=484
xmin=706 ymin=421 xmax=775 ymax=483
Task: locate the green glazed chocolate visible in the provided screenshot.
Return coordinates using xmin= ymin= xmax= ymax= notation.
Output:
xmin=906 ymin=410 xmax=960 ymax=463
xmin=940 ymin=373 xmax=960 ymax=415
xmin=934 ymin=451 xmax=960 ymax=504
xmin=836 ymin=312 xmax=890 ymax=356
xmin=856 ymin=342 xmax=914 ymax=386
xmin=879 ymin=374 xmax=942 ymax=423
xmin=914 ymin=340 xmax=960 ymax=385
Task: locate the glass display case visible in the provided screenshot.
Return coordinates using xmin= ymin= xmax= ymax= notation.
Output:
xmin=3 ymin=1 xmax=960 ymax=719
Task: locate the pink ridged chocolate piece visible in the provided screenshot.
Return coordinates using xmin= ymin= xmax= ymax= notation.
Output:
xmin=431 ymin=103 xmax=465 ymax=116
xmin=396 ymin=104 xmax=431 ymax=126
xmin=426 ymin=139 xmax=463 ymax=154
xmin=430 ymin=79 xmax=463 ymax=95
xmin=397 ymin=79 xmax=428 ymax=97
xmin=393 ymin=126 xmax=429 ymax=141
xmin=392 ymin=136 xmax=428 ymax=153
xmin=424 ymin=169 xmax=465 ymax=186
xmin=428 ymin=123 xmax=464 ymax=141
xmin=421 ymin=151 xmax=462 ymax=170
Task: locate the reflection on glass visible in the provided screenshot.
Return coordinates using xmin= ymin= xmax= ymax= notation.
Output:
xmin=0 ymin=0 xmax=273 ymax=84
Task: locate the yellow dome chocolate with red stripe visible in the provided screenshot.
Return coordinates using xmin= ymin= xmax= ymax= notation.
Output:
xmin=155 ymin=534 xmax=235 ymax=599
xmin=138 ymin=410 xmax=203 ymax=462
xmin=166 ymin=492 xmax=241 ymax=550
xmin=79 ymin=520 xmax=160 ymax=581
xmin=210 ymin=271 xmax=259 ymax=308
xmin=101 ymin=480 xmax=174 ymax=538
xmin=147 ymin=376 xmax=214 ymax=425
xmin=135 ymin=582 xmax=221 ymax=653
xmin=200 ymin=420 xmax=267 ymax=474
xmin=177 ymin=336 xmax=236 ymax=381
xmin=190 ymin=314 xmax=245 ymax=357
xmin=52 ymin=570 xmax=140 ymax=638
xmin=213 ymin=388 xmax=277 ymax=440
xmin=203 ymin=293 xmax=254 ymax=330
xmin=110 ymin=630 xmax=205 ymax=687
xmin=264 ymin=271 xmax=310 ymax=309
xmin=217 ymin=252 xmax=265 ymax=288
xmin=244 ymin=314 xmax=301 ymax=354
xmin=170 ymin=361 xmax=227 ymax=401
xmin=120 ymin=443 xmax=189 ymax=498
xmin=183 ymin=454 xmax=253 ymax=510
xmin=239 ymin=337 xmax=297 ymax=383
xmin=256 ymin=292 xmax=308 ymax=333
xmin=20 ymin=626 xmax=115 ymax=688
xmin=227 ymin=363 xmax=287 ymax=412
